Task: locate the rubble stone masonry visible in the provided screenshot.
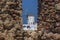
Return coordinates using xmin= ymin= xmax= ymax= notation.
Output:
xmin=0 ymin=0 xmax=23 ymax=40
xmin=38 ymin=0 xmax=60 ymax=40
xmin=0 ymin=0 xmax=60 ymax=40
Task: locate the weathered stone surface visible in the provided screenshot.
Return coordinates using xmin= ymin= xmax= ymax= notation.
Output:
xmin=55 ymin=3 xmax=60 ymax=10
xmin=0 ymin=0 xmax=22 ymax=40
xmin=0 ymin=0 xmax=60 ymax=40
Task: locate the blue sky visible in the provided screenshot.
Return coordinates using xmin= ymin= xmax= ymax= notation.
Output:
xmin=22 ymin=0 xmax=38 ymax=24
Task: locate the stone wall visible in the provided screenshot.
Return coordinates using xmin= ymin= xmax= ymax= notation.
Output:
xmin=0 ymin=0 xmax=60 ymax=40
xmin=38 ymin=0 xmax=60 ymax=40
xmin=0 ymin=0 xmax=22 ymax=40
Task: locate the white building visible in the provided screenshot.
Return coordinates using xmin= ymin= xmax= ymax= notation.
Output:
xmin=28 ymin=15 xmax=34 ymax=24
xmin=23 ymin=15 xmax=37 ymax=30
